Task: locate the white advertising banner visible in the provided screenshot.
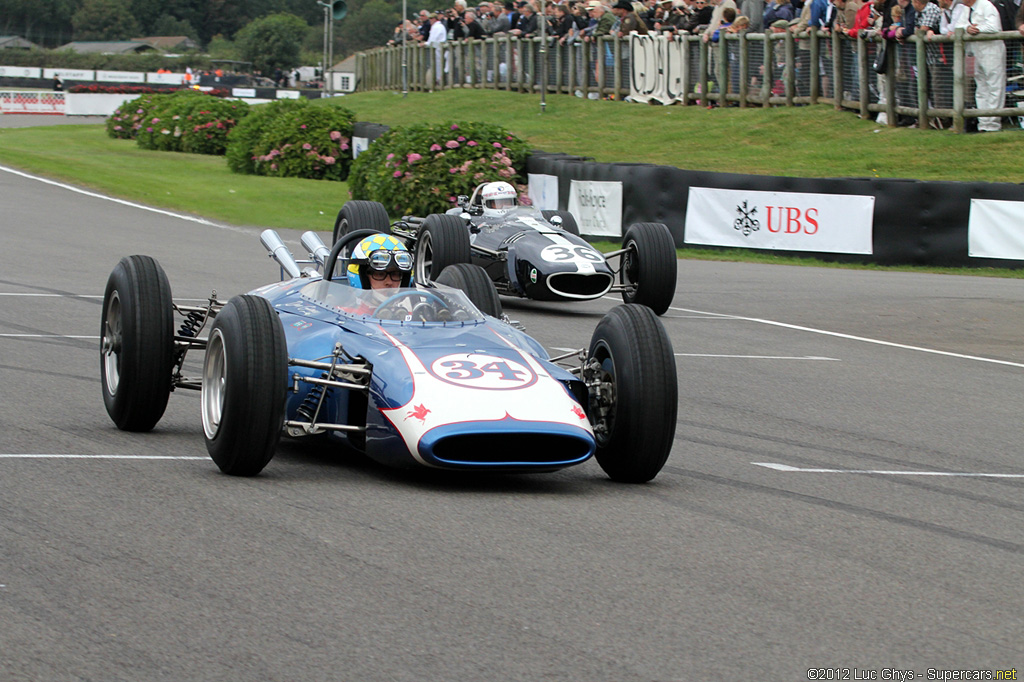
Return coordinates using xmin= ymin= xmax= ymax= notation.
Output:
xmin=0 ymin=66 xmax=42 ymax=78
xmin=147 ymin=72 xmax=186 ymax=85
xmin=628 ymin=34 xmax=687 ymax=105
xmin=685 ymin=187 xmax=874 ymax=254
xmin=968 ymin=199 xmax=1024 ymax=260
xmin=96 ymin=70 xmax=145 ymax=83
xmin=276 ymin=89 xmax=301 ymax=99
xmin=527 ymin=173 xmax=559 ymax=211
xmin=43 ymin=68 xmax=94 ymax=81
xmin=567 ymin=180 xmax=623 ymax=237
xmin=231 ymin=87 xmax=257 ymax=98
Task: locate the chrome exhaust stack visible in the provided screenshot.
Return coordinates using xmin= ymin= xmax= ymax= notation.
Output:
xmin=260 ymin=229 xmax=303 ymax=280
xmin=300 ymin=231 xmax=332 ymax=271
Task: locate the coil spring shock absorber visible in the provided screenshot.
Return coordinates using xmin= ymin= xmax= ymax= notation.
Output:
xmin=296 ymin=371 xmax=331 ymax=425
xmin=178 ymin=310 xmax=205 ymax=338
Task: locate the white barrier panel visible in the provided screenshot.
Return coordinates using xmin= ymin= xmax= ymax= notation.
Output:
xmin=96 ymin=70 xmax=146 ymax=83
xmin=64 ymin=93 xmax=138 ymax=116
xmin=968 ymin=199 xmax=1024 ymax=261
xmin=567 ymin=180 xmax=623 ymax=237
xmin=0 ymin=66 xmax=42 ymax=78
xmin=147 ymin=72 xmax=185 ymax=85
xmin=527 ymin=173 xmax=559 ymax=211
xmin=276 ymin=89 xmax=301 ymax=99
xmin=43 ymin=68 xmax=95 ymax=81
xmin=628 ymin=34 xmax=686 ymax=105
xmin=0 ymin=91 xmax=65 ymax=114
xmin=232 ymin=87 xmax=256 ymax=98
xmin=685 ymin=187 xmax=875 ymax=254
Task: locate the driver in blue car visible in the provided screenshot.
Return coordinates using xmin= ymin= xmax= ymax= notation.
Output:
xmin=347 ymin=233 xmax=413 ymax=290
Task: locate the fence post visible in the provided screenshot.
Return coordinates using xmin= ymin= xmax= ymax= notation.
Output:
xmin=914 ymin=33 xmax=929 ymax=128
xmin=809 ymin=29 xmax=820 ymax=103
xmin=717 ymin=34 xmax=728 ymax=106
xmin=762 ymin=32 xmax=773 ymax=107
xmin=738 ymin=31 xmax=749 ymax=106
xmin=952 ymin=28 xmax=966 ymax=133
xmin=698 ymin=37 xmax=709 ymax=105
xmin=784 ymin=30 xmax=795 ymax=104
xmin=832 ymin=29 xmax=843 ymax=108
xmin=681 ymin=35 xmax=692 ymax=106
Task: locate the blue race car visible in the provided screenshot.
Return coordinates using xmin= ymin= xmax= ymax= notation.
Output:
xmin=100 ymin=228 xmax=677 ymax=482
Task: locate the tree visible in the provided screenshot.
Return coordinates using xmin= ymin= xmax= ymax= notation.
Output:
xmin=72 ymin=0 xmax=141 ymax=41
xmin=234 ymin=12 xmax=307 ymax=75
xmin=151 ymin=13 xmax=198 ymax=41
xmin=336 ymin=0 xmax=400 ymax=56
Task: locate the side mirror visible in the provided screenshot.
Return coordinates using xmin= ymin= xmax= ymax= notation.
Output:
xmin=549 ymin=215 xmax=563 ymax=227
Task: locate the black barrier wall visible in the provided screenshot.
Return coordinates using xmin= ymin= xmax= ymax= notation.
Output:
xmin=526 ymin=152 xmax=1024 ymax=269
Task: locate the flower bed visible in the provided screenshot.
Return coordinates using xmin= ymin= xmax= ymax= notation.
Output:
xmin=348 ymin=121 xmax=529 ymax=217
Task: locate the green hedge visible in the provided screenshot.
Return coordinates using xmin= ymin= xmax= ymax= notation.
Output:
xmin=132 ymin=90 xmax=248 ymax=155
xmin=348 ymin=121 xmax=530 ymax=217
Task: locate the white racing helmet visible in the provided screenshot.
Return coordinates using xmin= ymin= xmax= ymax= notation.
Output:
xmin=479 ymin=181 xmax=518 ymax=217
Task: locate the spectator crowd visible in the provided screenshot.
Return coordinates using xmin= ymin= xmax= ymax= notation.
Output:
xmin=385 ymin=0 xmax=1024 ymax=129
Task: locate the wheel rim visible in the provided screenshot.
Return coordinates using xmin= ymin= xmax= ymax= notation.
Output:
xmin=201 ymin=328 xmax=227 ymax=440
xmin=587 ymin=340 xmax=617 ymax=447
xmin=621 ymin=239 xmax=640 ymax=289
xmin=416 ymin=231 xmax=434 ymax=283
xmin=101 ymin=291 xmax=122 ymax=395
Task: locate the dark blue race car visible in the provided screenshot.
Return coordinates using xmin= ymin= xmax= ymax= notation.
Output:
xmin=100 ymin=228 xmax=678 ymax=482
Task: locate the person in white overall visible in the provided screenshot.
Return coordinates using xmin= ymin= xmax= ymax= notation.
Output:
xmin=955 ymin=0 xmax=1005 ymax=131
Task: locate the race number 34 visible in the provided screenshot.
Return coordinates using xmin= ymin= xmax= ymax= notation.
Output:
xmin=429 ymin=353 xmax=538 ymax=390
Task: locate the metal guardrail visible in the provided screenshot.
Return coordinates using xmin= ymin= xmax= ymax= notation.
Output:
xmin=355 ymin=29 xmax=1024 ymax=133
xmin=0 ymin=91 xmax=65 ymax=114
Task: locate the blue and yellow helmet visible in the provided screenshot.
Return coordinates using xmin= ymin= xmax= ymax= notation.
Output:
xmin=347 ymin=233 xmax=413 ymax=289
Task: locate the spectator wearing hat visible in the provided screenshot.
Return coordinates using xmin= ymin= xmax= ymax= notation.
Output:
xmin=511 ymin=0 xmax=540 ymax=35
xmin=612 ymin=0 xmax=651 ymax=34
xmin=702 ymin=0 xmax=738 ymax=42
xmin=583 ymin=0 xmax=617 ymax=39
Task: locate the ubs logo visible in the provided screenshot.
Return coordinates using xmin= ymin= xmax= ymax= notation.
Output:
xmin=734 ymin=200 xmax=759 ymax=237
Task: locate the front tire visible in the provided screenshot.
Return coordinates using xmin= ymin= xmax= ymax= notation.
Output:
xmin=333 ymin=200 xmax=390 ymax=245
xmin=414 ymin=214 xmax=471 ymax=284
xmin=436 ymin=263 xmax=502 ymax=317
xmin=202 ymin=295 xmax=288 ymax=476
xmin=620 ymin=222 xmax=677 ymax=316
xmin=587 ymin=305 xmax=677 ymax=483
xmin=100 ymin=255 xmax=174 ymax=431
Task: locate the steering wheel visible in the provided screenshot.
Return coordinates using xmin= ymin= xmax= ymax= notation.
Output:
xmin=324 ymin=228 xmax=381 ymax=282
xmin=373 ymin=290 xmax=450 ymax=321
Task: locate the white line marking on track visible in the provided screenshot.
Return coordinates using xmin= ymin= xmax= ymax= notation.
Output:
xmin=753 ymin=462 xmax=1024 ymax=477
xmin=0 ymin=454 xmax=207 ymax=460
xmin=0 ymin=293 xmax=102 ymax=298
xmin=0 ymin=164 xmax=251 ymax=234
xmin=0 ymin=334 xmax=99 ymax=339
xmin=675 ymin=353 xmax=839 ymax=360
xmin=666 ymin=305 xmax=1024 ymax=370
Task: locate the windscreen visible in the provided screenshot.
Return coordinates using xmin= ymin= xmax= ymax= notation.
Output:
xmin=301 ymin=281 xmax=486 ymax=323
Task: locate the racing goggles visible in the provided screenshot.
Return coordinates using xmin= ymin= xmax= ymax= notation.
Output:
xmin=367 ymin=249 xmax=413 ymax=273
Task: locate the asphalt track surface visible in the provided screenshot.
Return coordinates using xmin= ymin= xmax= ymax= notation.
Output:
xmin=2 ymin=125 xmax=1023 ymax=681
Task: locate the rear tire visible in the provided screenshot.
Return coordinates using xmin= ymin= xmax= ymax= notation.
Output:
xmin=620 ymin=222 xmax=677 ymax=316
xmin=587 ymin=305 xmax=677 ymax=483
xmin=436 ymin=263 xmax=502 ymax=317
xmin=414 ymin=214 xmax=471 ymax=284
xmin=100 ymin=255 xmax=174 ymax=431
xmin=541 ymin=209 xmax=580 ymax=236
xmin=333 ymin=200 xmax=390 ymax=244
xmin=202 ymin=295 xmax=288 ymax=476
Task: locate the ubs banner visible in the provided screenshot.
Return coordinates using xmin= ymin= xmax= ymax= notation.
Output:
xmin=685 ymin=187 xmax=875 ymax=254
xmin=629 ymin=34 xmax=687 ymax=105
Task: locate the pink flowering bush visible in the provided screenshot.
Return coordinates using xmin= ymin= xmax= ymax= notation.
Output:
xmin=349 ymin=121 xmax=529 ymax=216
xmin=135 ymin=90 xmax=247 ymax=155
xmin=226 ymin=99 xmax=355 ymax=181
xmin=105 ymin=92 xmax=168 ymax=140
